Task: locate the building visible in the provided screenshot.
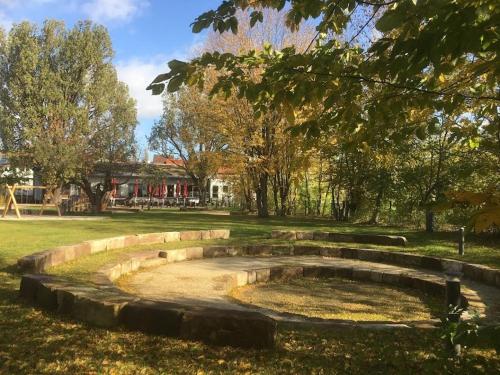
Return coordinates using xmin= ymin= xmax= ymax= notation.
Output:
xmin=1 ymin=154 xmax=234 ymax=207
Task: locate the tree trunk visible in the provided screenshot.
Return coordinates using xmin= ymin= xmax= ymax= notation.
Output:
xmin=425 ymin=210 xmax=435 ymax=233
xmin=255 ymin=172 xmax=269 ymax=218
xmin=369 ymin=188 xmax=384 ymax=224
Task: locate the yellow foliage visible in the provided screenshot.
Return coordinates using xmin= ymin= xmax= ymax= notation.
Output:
xmin=444 ymin=188 xmax=499 ymax=233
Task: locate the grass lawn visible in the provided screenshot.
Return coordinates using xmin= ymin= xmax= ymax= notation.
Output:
xmin=0 ymin=210 xmax=499 ymax=374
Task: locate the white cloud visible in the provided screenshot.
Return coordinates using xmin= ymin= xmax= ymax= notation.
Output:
xmin=82 ymin=0 xmax=148 ymax=23
xmin=0 ymin=10 xmax=12 ymax=30
xmin=116 ymin=56 xmax=167 ymax=120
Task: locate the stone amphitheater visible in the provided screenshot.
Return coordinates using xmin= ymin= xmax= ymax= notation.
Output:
xmin=18 ymin=229 xmax=500 ymax=349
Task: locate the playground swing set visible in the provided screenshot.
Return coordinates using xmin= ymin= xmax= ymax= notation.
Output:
xmin=1 ymin=184 xmax=64 ymax=219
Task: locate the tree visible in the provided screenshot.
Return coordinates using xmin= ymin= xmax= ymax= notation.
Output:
xmin=149 ymin=86 xmax=229 ymax=205
xmin=0 ymin=20 xmax=137 ymax=212
xmin=148 ymin=0 xmax=498 ymax=145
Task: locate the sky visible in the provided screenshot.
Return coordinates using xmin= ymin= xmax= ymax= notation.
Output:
xmin=0 ymin=0 xmax=221 ymax=150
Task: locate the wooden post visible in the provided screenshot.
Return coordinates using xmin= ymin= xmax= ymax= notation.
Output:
xmin=2 ymin=185 xmax=21 ymax=219
xmin=458 ymin=227 xmax=465 ymax=255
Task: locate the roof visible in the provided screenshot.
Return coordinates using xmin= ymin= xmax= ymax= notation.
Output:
xmin=152 ymin=156 xmax=185 ymax=167
xmin=152 ymin=155 xmax=233 ymax=175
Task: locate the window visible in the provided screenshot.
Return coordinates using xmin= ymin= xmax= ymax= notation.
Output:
xmin=212 ymin=185 xmax=219 ymax=199
xmin=223 ymin=185 xmax=229 ymax=193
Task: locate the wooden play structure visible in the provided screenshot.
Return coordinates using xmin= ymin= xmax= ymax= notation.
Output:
xmin=1 ymin=184 xmax=64 ymax=218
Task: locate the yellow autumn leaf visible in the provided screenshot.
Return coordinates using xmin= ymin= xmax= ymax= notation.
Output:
xmin=438 ymin=73 xmax=445 ymax=83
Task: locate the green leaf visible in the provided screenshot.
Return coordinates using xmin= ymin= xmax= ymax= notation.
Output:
xmin=167 ymin=76 xmax=184 ymax=92
xmin=150 ymin=83 xmax=165 ymax=95
xmin=376 ymin=11 xmax=402 ymax=33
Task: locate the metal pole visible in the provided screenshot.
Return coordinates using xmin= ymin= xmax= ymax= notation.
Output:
xmin=458 ymin=227 xmax=465 ymax=255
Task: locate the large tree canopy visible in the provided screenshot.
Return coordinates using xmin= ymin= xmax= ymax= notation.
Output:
xmin=0 ymin=20 xmax=137 ymax=211
xmin=148 ymin=0 xmax=498 ymax=140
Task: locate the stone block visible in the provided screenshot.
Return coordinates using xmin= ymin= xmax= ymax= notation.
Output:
xmin=398 ymin=274 xmax=416 ymax=288
xmin=293 ymin=245 xmax=321 ymax=256
xmin=163 ymin=249 xmax=187 ymax=263
xmin=101 ymin=264 xmax=123 ymax=281
xmin=185 ymin=247 xmax=204 ymax=260
xmin=303 ymin=267 xmax=321 ymax=278
xmin=313 ymin=232 xmax=330 ymax=241
xmin=19 ymin=274 xmax=45 ymax=302
xmin=233 ymin=271 xmax=249 ymax=287
xmin=203 ymin=246 xmax=229 ymax=258
xmin=179 ymin=309 xmax=276 ymax=349
xmin=123 ymin=235 xmax=141 ymax=247
xmin=369 ymin=271 xmax=384 ymax=283
xmin=201 ymin=230 xmax=212 ymax=240
xmin=381 ymin=272 xmax=401 ymax=285
xmin=255 ymin=268 xmax=271 ymax=283
xmin=319 ymin=247 xmax=341 ymax=257
xmin=392 ymin=252 xmax=422 ymax=267
xmin=420 ymin=256 xmax=443 ymax=271
xmin=296 ymin=231 xmax=314 ymax=240
xmin=226 ymin=247 xmax=242 ymax=256
xmin=84 ymin=238 xmax=108 ymax=254
xmin=56 ymin=288 xmax=77 ymax=315
xmin=72 ymin=292 xmax=128 ymax=328
xmin=17 ymin=252 xmax=50 ymax=273
xmin=19 ymin=274 xmax=58 ymax=310
xmin=180 ymin=231 xmax=202 ymax=241
xmin=271 ymin=230 xmax=296 ymax=240
xmin=137 ymin=232 xmax=165 ymax=245
xmin=331 ymin=233 xmax=354 ymax=243
xmin=317 ymin=267 xmax=338 ymax=278
xmin=119 ymin=300 xmax=184 ymax=336
xmin=245 ymin=245 xmax=273 ymax=256
xmin=209 ymin=229 xmax=230 ymax=240
xmin=441 ymin=259 xmax=464 ymax=275
xmin=270 ymin=245 xmax=293 ymax=255
xmin=357 ymin=249 xmax=384 ymax=262
xmin=335 ymin=267 xmax=353 ymax=279
xmin=247 ymin=270 xmax=257 ymax=284
xmin=340 ymin=248 xmax=359 ymax=259
xmin=106 ymin=236 xmax=126 ymax=250
xmin=270 ymin=267 xmax=303 ymax=281
xmin=352 ymin=268 xmax=372 ymax=281
xmin=163 ymin=232 xmax=181 ymax=242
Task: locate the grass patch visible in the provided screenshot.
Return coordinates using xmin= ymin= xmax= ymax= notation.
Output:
xmin=231 ymin=277 xmax=443 ymax=322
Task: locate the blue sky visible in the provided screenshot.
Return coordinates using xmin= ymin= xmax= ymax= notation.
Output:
xmin=0 ymin=0 xmax=221 ymax=150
